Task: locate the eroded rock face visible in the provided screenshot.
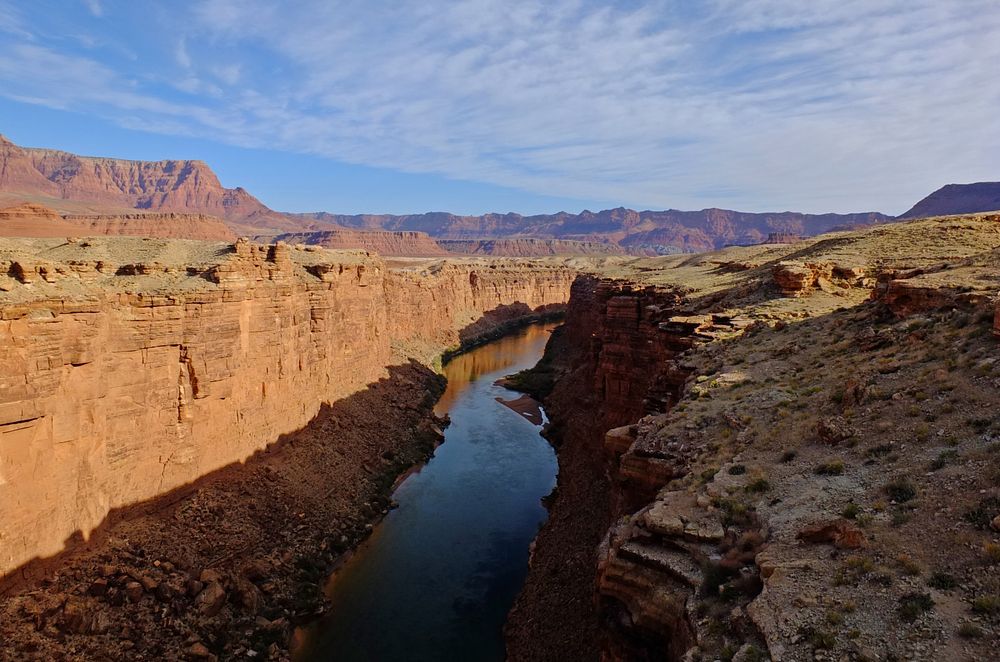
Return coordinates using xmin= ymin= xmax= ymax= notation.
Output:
xmin=273 ymin=229 xmax=449 ymax=257
xmin=0 ymin=240 xmax=575 ymax=578
xmin=0 ymin=202 xmax=236 ymax=241
xmin=772 ymin=261 xmax=833 ymax=296
xmin=439 ymin=238 xmax=625 ymax=257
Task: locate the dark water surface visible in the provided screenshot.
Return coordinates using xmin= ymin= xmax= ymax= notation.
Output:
xmin=295 ymin=323 xmax=560 ymax=662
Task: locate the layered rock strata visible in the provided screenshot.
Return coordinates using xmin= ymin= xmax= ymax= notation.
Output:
xmin=0 ymin=238 xmax=575 ymax=581
xmin=440 ymin=238 xmax=625 ymax=257
xmin=0 ymin=202 xmax=236 ymax=241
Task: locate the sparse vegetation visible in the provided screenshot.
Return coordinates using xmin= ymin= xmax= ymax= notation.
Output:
xmin=958 ymin=623 xmax=984 ymax=639
xmin=897 ymin=592 xmax=934 ymax=623
xmin=814 ymin=459 xmax=845 ymax=476
xmin=928 ymin=449 xmax=958 ymax=471
xmin=884 ymin=476 xmax=917 ymax=503
xmin=927 ymin=571 xmax=958 ymax=590
xmin=896 ymin=554 xmax=921 ymax=576
xmin=964 ymin=496 xmax=1000 ymax=529
xmin=971 ymin=595 xmax=1000 ymax=615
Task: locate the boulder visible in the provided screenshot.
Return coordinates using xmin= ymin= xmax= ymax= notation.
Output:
xmin=797 ymin=519 xmax=866 ymax=549
xmin=194 ymin=581 xmax=227 ymax=617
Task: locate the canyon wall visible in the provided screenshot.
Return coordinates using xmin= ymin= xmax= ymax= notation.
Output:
xmin=0 ymin=202 xmax=237 ymax=240
xmin=272 ymin=229 xmax=448 ymax=256
xmin=439 ymin=238 xmax=625 ymax=257
xmin=508 ymin=274 xmax=761 ymax=661
xmin=0 ymin=239 xmax=575 ymax=579
xmin=507 ymin=275 xmax=706 ymax=660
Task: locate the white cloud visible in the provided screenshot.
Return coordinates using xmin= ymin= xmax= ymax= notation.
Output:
xmin=0 ymin=0 xmax=998 ymax=214
xmin=83 ymin=0 xmax=102 ymax=17
xmin=175 ymin=36 xmax=191 ymax=69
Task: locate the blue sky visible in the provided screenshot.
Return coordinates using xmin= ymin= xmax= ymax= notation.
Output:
xmin=0 ymin=1 xmax=997 ymax=216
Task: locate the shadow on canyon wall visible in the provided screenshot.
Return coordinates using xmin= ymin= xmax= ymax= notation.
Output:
xmin=0 ymin=359 xmax=447 ymax=599
xmin=0 ymin=300 xmax=568 ymax=599
xmin=448 ymin=302 xmax=566 ymax=359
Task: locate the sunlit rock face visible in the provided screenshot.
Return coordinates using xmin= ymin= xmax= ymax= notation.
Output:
xmin=0 ymin=237 xmax=575 ymax=578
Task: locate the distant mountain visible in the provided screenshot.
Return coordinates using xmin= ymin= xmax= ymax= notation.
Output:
xmin=0 ymin=134 xmax=895 ymax=254
xmin=299 ymin=207 xmax=891 ymax=255
xmin=899 ymin=182 xmax=1000 ymax=219
xmin=0 ymin=134 xmax=315 ymax=234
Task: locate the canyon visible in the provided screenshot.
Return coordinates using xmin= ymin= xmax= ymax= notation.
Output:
xmin=1 ymin=211 xmax=1000 ymax=661
xmin=0 ymin=235 xmax=575 ymax=660
xmin=2 ymin=133 xmax=1000 ymax=662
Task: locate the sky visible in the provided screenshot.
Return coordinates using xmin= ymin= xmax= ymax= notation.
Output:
xmin=0 ymin=1 xmax=997 ymax=216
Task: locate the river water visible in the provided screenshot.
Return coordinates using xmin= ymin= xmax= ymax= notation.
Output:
xmin=295 ymin=322 xmax=560 ymax=662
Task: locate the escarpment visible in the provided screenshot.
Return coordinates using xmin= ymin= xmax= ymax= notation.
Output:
xmin=271 ymin=229 xmax=448 ymax=257
xmin=0 ymin=237 xmax=576 ymax=581
xmin=0 ymin=202 xmax=237 ymax=241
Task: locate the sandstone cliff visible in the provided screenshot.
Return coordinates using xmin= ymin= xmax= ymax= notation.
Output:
xmin=0 ymin=201 xmax=236 ymax=241
xmin=0 ymin=237 xmax=575 ymax=581
xmin=440 ymin=238 xmax=625 ymax=257
xmin=272 ymin=229 xmax=448 ymax=257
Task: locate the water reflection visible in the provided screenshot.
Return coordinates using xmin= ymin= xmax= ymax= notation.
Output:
xmin=296 ymin=322 xmax=560 ymax=662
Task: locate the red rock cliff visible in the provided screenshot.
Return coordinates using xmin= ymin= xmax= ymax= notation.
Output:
xmin=0 ymin=239 xmax=575 ymax=578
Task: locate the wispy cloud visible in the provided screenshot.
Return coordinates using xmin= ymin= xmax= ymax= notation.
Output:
xmin=0 ymin=0 xmax=997 ymax=214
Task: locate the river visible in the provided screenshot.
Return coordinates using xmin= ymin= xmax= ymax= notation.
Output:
xmin=294 ymin=322 xmax=560 ymax=661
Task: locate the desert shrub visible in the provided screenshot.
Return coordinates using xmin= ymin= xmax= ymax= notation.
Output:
xmin=884 ymin=476 xmax=917 ymax=502
xmin=897 ymin=592 xmax=934 ymax=622
xmin=728 ymin=464 xmax=746 ymax=475
xmin=972 ymin=595 xmax=1000 ymax=614
xmin=958 ymin=623 xmax=983 ymax=639
xmin=841 ymin=503 xmax=860 ymax=520
xmin=928 ymin=449 xmax=958 ymax=471
xmin=896 ymin=555 xmax=921 ymax=576
xmin=963 ymin=496 xmax=1000 ymax=529
xmin=927 ymin=571 xmax=957 ymax=590
xmin=815 ymin=459 xmax=845 ymax=476
xmin=866 ymin=443 xmax=894 ymax=458
xmin=984 ymin=542 xmax=1000 ymax=565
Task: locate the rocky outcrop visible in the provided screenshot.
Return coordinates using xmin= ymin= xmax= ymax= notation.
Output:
xmin=772 ymin=261 xmax=834 ymax=296
xmin=0 ymin=239 xmax=575 ymax=580
xmin=61 ymin=212 xmax=237 ymax=241
xmin=440 ymin=238 xmax=625 ymax=257
xmin=272 ymin=229 xmax=448 ymax=256
xmin=0 ymin=201 xmax=236 ymax=240
xmin=899 ymin=181 xmax=1000 ymax=219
